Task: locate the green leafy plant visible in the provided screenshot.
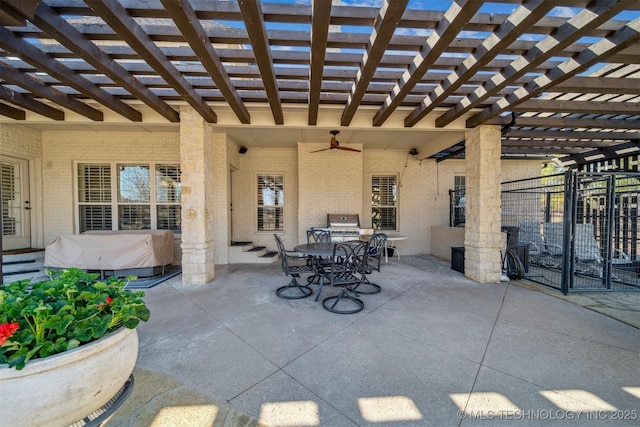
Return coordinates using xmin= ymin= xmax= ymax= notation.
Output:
xmin=0 ymin=268 xmax=150 ymax=370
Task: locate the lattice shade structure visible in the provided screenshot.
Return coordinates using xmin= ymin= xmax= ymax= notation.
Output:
xmin=0 ymin=1 xmax=638 ymax=159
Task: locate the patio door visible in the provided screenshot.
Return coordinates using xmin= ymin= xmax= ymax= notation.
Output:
xmin=1 ymin=157 xmax=31 ymax=250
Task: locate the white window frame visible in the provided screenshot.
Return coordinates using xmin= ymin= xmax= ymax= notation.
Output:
xmin=371 ymin=174 xmax=398 ymax=231
xmin=256 ymin=173 xmax=284 ymax=232
xmin=75 ymin=161 xmax=181 ymax=234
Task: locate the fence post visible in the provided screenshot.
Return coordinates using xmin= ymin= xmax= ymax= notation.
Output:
xmin=561 ymin=170 xmax=574 ymax=295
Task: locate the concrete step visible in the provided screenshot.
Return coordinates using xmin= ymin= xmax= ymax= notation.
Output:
xmin=229 ymin=242 xmax=279 ymax=264
xmin=2 ymin=250 xmax=47 ymax=285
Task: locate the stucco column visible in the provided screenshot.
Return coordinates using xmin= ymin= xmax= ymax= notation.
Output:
xmin=179 ymin=106 xmax=215 ymax=284
xmin=464 ymin=125 xmax=502 ymax=283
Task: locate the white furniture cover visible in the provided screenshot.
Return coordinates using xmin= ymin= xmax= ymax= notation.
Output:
xmin=45 ymin=230 xmax=174 ymax=270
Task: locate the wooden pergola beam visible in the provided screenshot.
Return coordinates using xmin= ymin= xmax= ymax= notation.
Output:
xmin=340 ymin=0 xmax=409 ymax=127
xmin=162 ymin=0 xmax=249 ymax=124
xmin=85 ymin=0 xmax=217 ymax=123
xmin=436 ymin=0 xmax=634 ymax=128
xmin=511 ymin=99 xmax=640 ymax=116
xmin=0 ymin=86 xmax=64 ymax=120
xmin=0 ymin=101 xmax=25 ymax=120
xmin=404 ymin=0 xmax=556 ymax=127
xmin=308 ymin=0 xmax=332 ymax=125
xmin=238 ymin=0 xmax=284 ymax=125
xmin=4 ymin=1 xmax=180 ymax=123
xmin=372 ymin=0 xmax=484 ymax=127
xmin=552 ymin=76 xmax=640 ymax=95
xmin=504 ymin=129 xmax=639 ymax=140
xmin=485 ymin=116 xmax=640 ymax=130
xmin=467 ymin=16 xmax=640 ymax=126
xmin=0 ymin=26 xmax=140 ymax=121
xmin=0 ymin=61 xmax=104 ymax=121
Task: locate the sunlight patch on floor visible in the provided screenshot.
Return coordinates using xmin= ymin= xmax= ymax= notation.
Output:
xmin=357 ymin=395 xmax=423 ymax=422
xmin=151 ymin=405 xmax=218 ymax=426
xmin=259 ymin=401 xmax=320 ymax=426
xmin=622 ymin=386 xmax=640 ymax=399
xmin=450 ymin=391 xmax=520 ymax=416
xmin=540 ymin=389 xmax=617 ymax=412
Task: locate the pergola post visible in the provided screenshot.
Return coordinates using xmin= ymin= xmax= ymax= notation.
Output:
xmin=179 ymin=106 xmax=216 ymax=284
xmin=464 ymin=125 xmax=503 ymax=283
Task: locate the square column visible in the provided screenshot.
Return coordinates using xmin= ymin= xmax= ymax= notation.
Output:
xmin=464 ymin=125 xmax=502 ymax=283
xmin=180 ymin=106 xmax=216 ymax=284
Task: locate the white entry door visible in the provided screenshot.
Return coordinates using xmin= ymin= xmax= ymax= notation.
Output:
xmin=1 ymin=157 xmax=31 ymax=250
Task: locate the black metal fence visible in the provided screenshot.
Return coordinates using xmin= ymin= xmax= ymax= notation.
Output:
xmin=501 ymin=171 xmax=640 ymax=293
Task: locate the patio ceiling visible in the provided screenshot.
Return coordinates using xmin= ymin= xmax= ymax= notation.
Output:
xmin=0 ymin=0 xmax=639 ymax=161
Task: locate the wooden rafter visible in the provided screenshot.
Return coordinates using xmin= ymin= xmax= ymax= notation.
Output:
xmin=372 ymin=0 xmax=484 ymax=127
xmin=0 ymin=101 xmax=25 ymax=120
xmin=0 ymin=26 xmax=141 ymax=121
xmin=467 ymin=16 xmax=640 ymax=126
xmin=161 ymin=0 xmax=249 ymax=124
xmin=558 ymin=140 xmax=640 ymax=167
xmin=308 ymin=0 xmax=331 ymax=126
xmin=0 ymin=86 xmax=64 ymax=120
xmin=510 ymin=99 xmax=640 ymax=116
xmin=84 ymin=0 xmax=217 ymax=123
xmin=552 ymin=76 xmax=640 ymax=95
xmin=486 ymin=115 xmax=640 ymax=130
xmin=404 ymin=0 xmax=557 ymax=127
xmin=2 ymin=1 xmax=180 ymax=123
xmin=504 ymin=130 xmax=639 ymax=140
xmin=238 ymin=0 xmax=283 ymax=125
xmin=340 ymin=0 xmax=409 ymax=127
xmin=0 ymin=61 xmax=104 ymax=121
xmin=435 ymin=0 xmax=634 ymax=128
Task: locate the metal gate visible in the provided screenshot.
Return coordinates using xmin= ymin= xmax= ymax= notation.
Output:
xmin=501 ymin=171 xmax=640 ymax=294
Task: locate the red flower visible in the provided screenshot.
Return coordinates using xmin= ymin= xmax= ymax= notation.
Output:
xmin=106 ymin=297 xmax=113 ymax=305
xmin=0 ymin=322 xmax=19 ymax=346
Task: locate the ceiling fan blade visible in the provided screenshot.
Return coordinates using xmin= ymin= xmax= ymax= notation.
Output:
xmin=338 ymin=146 xmax=361 ymax=152
xmin=310 ymin=147 xmax=332 ymax=153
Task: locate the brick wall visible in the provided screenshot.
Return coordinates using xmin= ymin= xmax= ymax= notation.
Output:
xmin=41 ymin=131 xmax=180 ymax=248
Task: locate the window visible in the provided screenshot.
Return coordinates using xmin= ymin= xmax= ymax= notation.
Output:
xmin=452 ymin=175 xmax=465 ymax=227
xmin=77 ymin=162 xmax=181 ymax=233
xmin=257 ymin=174 xmax=283 ymax=231
xmin=371 ymin=175 xmax=397 ymax=230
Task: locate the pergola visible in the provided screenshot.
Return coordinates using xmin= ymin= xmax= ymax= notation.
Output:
xmin=0 ymin=0 xmax=639 ymax=165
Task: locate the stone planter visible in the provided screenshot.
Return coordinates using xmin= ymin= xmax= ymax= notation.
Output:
xmin=0 ymin=327 xmax=138 ymax=427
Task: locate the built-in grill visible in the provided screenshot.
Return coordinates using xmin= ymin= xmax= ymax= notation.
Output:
xmin=327 ymin=214 xmax=361 ymax=242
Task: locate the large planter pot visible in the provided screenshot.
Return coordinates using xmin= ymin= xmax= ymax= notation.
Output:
xmin=0 ymin=327 xmax=138 ymax=427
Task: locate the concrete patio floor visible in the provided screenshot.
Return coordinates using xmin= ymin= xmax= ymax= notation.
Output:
xmin=108 ymin=255 xmax=640 ymax=426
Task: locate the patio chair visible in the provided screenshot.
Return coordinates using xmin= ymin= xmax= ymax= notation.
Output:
xmin=540 ymin=222 xmax=565 ymax=269
xmin=352 ymin=232 xmax=386 ymax=295
xmin=320 ymin=241 xmax=367 ymax=314
xmin=273 ymin=234 xmax=314 ymax=299
xmin=518 ymin=221 xmax=553 ymax=266
xmin=307 ymin=228 xmax=331 ymax=243
xmin=543 ymin=222 xmax=628 ymax=279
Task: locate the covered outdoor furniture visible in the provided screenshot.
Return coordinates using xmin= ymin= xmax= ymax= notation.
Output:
xmin=274 ymin=234 xmax=314 ymax=299
xmin=44 ymin=230 xmax=174 ymax=277
xmin=320 ymin=241 xmax=367 ymax=314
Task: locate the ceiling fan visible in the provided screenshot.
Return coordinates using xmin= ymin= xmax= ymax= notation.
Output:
xmin=311 ymin=130 xmax=361 ymax=153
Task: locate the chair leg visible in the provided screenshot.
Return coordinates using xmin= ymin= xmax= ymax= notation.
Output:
xmin=322 ymin=288 xmax=364 ymax=314
xmin=276 ymin=276 xmax=313 ymax=299
xmin=314 ymin=276 xmax=325 ymax=301
xmin=352 ymin=276 xmax=381 ymax=295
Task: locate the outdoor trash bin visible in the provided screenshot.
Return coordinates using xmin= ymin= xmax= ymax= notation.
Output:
xmin=451 ymin=247 xmax=464 ymax=273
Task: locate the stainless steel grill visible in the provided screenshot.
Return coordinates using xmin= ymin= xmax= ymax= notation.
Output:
xmin=327 ymin=214 xmax=360 ymax=242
